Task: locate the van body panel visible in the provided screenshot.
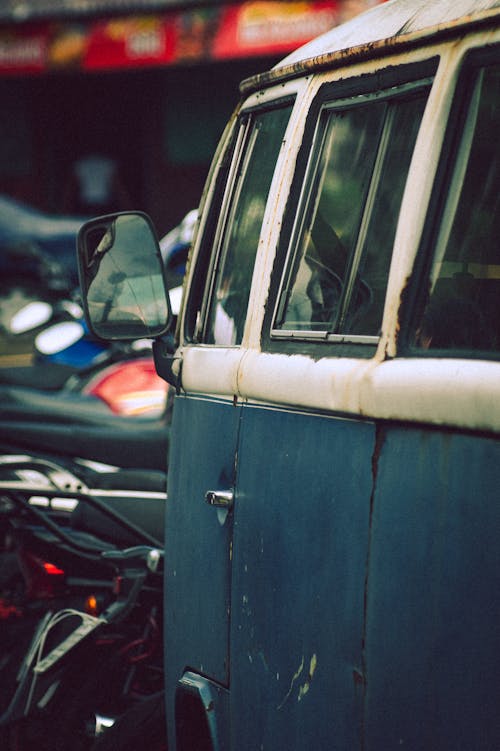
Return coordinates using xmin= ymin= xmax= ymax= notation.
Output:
xmin=164 ymin=394 xmax=241 ymax=691
xmin=160 ymin=3 xmax=500 ymax=749
xmin=229 ymin=405 xmax=375 ymax=750
xmin=365 ymin=426 xmax=500 ymax=750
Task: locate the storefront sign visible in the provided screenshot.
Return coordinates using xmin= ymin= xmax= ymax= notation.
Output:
xmin=85 ymin=17 xmax=177 ymax=69
xmin=0 ymin=1 xmax=386 ymax=74
xmin=0 ymin=26 xmax=47 ymax=72
xmin=213 ymin=2 xmax=339 ymax=59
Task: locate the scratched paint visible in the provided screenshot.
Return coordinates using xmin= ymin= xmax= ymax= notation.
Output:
xmin=277 ymin=656 xmax=304 ymax=710
xmin=298 ymin=654 xmax=317 ymax=701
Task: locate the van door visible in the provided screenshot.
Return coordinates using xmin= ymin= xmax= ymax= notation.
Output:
xmin=226 ymin=67 xmax=433 ymax=749
xmin=164 ymin=100 xmax=294 ymax=749
xmin=231 ymin=408 xmax=375 ymax=749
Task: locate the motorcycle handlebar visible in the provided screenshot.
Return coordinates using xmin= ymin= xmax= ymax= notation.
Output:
xmin=0 ymin=453 xmax=165 ymax=555
xmin=102 ymin=545 xmax=164 ymax=573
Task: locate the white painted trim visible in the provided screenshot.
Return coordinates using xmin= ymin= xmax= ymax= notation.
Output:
xmin=181 ymin=346 xmax=500 ymax=433
xmin=177 ymin=22 xmax=500 ymax=437
xmin=180 ymin=346 xmax=244 ymax=397
xmin=239 ymin=351 xmax=500 ymax=433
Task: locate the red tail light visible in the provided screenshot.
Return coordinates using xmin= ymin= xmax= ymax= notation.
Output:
xmin=19 ymin=551 xmax=66 ymax=599
xmin=42 ymin=561 xmax=65 ymax=576
xmin=84 ymin=358 xmax=168 ymax=416
xmin=0 ymin=599 xmax=22 ymax=620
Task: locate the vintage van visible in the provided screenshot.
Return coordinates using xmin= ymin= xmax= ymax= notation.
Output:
xmin=77 ymin=0 xmax=500 ymax=749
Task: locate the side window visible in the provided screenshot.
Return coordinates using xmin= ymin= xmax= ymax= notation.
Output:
xmin=412 ymin=61 xmax=500 ymax=355
xmin=202 ymin=104 xmax=292 ymax=345
xmin=273 ymin=82 xmax=429 ymax=342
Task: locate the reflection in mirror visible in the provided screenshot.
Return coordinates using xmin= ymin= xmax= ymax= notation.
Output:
xmin=79 ymin=213 xmax=171 ymax=341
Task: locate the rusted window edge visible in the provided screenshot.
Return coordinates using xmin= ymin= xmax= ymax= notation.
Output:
xmin=240 ymin=9 xmax=500 ymax=96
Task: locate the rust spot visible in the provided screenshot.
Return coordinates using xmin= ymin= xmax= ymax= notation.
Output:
xmin=371 ymin=424 xmax=386 ymax=484
xmin=395 ymin=259 xmax=435 ymax=356
xmin=393 ymin=273 xmax=412 ymax=355
xmin=353 ymin=668 xmax=366 ymax=687
xmin=241 ymin=8 xmax=498 ymax=96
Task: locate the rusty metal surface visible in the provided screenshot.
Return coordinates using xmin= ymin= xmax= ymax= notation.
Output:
xmin=241 ymin=0 xmax=500 ymax=94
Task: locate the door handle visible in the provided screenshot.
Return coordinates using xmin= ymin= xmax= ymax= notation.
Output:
xmin=205 ymin=490 xmax=234 ymax=509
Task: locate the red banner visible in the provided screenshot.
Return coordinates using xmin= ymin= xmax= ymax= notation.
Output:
xmin=0 ymin=25 xmax=48 ymax=73
xmin=84 ymin=17 xmax=177 ymax=70
xmin=0 ymin=2 xmax=386 ymax=74
xmin=213 ymin=2 xmax=339 ymax=60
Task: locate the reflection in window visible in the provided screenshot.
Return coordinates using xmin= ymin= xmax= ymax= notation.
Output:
xmin=206 ymin=104 xmax=292 ymax=345
xmin=276 ymin=86 xmax=428 ymax=339
xmin=414 ymin=63 xmax=500 ymax=354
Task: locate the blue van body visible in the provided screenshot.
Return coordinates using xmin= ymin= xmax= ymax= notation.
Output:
xmin=76 ymin=1 xmax=500 ymax=748
xmin=165 ymin=404 xmax=500 ymax=751
xmin=161 ymin=2 xmax=500 ymax=748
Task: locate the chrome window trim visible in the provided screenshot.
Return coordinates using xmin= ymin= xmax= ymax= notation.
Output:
xmin=271 ymin=329 xmax=379 ymax=345
xmin=193 ymin=116 xmax=250 ymax=343
xmin=194 ymin=99 xmax=295 ymax=346
xmin=270 ymin=76 xmax=433 ymax=343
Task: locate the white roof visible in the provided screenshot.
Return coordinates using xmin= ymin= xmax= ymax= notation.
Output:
xmin=275 ymin=0 xmax=500 ymax=69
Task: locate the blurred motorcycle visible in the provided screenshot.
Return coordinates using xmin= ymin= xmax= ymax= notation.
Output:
xmin=0 ymin=194 xmax=86 ymax=290
xmin=0 ymin=204 xmax=189 ymax=417
xmin=0 ymin=453 xmax=166 ymax=751
xmin=0 ymin=283 xmax=183 ymax=418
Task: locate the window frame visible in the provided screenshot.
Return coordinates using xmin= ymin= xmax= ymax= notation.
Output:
xmin=194 ymin=112 xmax=250 ymax=344
xmin=398 ymin=44 xmax=500 ymax=361
xmin=257 ymin=59 xmax=438 ymax=358
xmin=186 ymin=96 xmax=295 ymax=347
xmin=270 ymin=76 xmax=433 ymax=346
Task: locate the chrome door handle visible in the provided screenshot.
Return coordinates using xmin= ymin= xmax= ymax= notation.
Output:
xmin=205 ymin=490 xmax=234 ymax=509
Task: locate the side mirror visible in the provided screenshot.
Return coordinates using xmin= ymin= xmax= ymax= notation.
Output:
xmin=77 ymin=212 xmax=172 ymax=341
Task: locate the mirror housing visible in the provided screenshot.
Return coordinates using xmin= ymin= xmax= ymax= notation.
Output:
xmin=77 ymin=212 xmax=172 ymax=342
